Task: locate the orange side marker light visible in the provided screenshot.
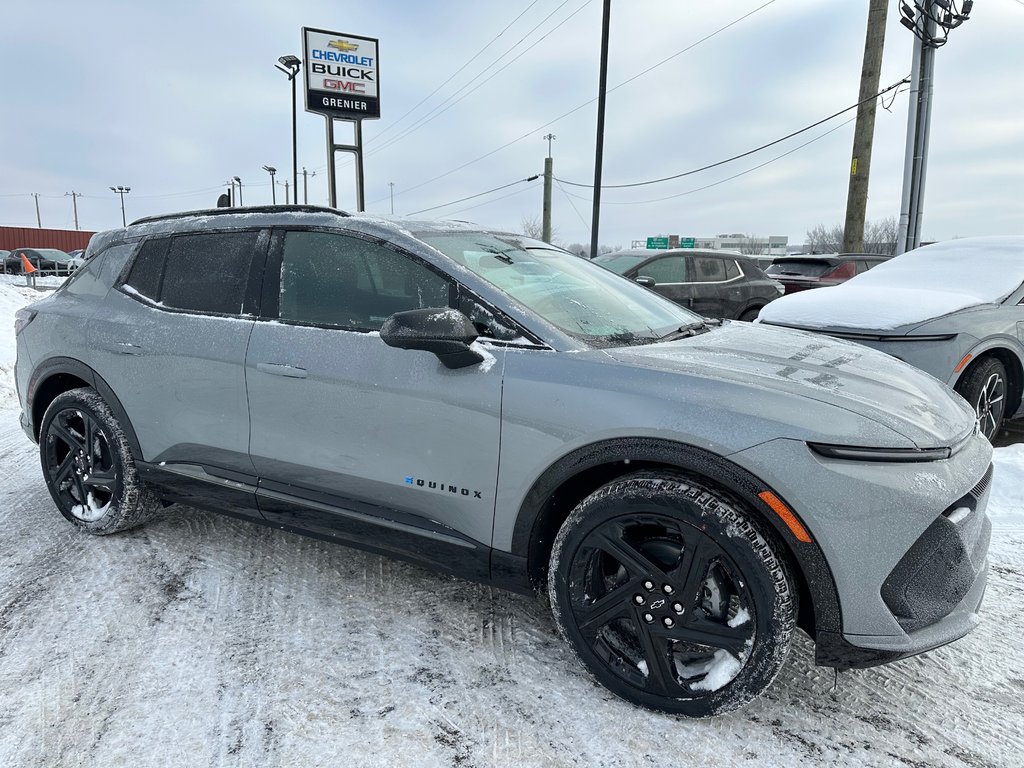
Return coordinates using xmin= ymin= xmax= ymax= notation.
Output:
xmin=758 ymin=491 xmax=812 ymax=544
xmin=953 ymin=354 xmax=973 ymax=374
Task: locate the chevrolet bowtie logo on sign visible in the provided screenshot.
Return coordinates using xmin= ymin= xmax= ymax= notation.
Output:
xmin=328 ymin=39 xmax=359 ymax=53
xmin=303 ymin=27 xmax=381 ymax=121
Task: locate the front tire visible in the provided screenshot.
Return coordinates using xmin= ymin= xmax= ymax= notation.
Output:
xmin=39 ymin=388 xmax=161 ymax=534
xmin=955 ymin=357 xmax=1007 ymax=441
xmin=548 ymin=472 xmax=795 ymax=717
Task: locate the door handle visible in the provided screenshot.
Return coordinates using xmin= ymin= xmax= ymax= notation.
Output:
xmin=256 ymin=362 xmax=308 ymax=379
xmin=113 ymin=342 xmax=143 ymax=355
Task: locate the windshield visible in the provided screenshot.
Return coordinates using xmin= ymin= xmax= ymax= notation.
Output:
xmin=418 ymin=232 xmax=700 ymax=345
xmin=766 ymin=259 xmax=835 ymax=277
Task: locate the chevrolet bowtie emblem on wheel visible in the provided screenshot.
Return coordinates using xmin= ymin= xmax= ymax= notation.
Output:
xmin=650 ymin=599 xmax=666 ymax=609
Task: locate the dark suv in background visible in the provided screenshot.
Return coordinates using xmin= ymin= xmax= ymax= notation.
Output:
xmin=593 ymin=248 xmax=783 ymax=321
xmin=766 ymin=253 xmax=890 ymax=294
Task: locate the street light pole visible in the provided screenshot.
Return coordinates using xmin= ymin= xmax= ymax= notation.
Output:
xmin=233 ymin=176 xmax=243 ymax=206
xmin=276 ymin=55 xmax=302 ymax=202
xmin=262 ymin=166 xmax=277 ymax=204
xmin=110 ymin=186 xmax=130 ymax=226
xmin=389 ymin=182 xmax=395 ymax=215
xmin=302 ymin=167 xmax=316 ymax=204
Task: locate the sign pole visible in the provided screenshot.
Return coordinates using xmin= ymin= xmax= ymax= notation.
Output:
xmin=326 ymin=117 xmax=337 ymax=208
xmin=354 ymin=120 xmax=365 ymax=212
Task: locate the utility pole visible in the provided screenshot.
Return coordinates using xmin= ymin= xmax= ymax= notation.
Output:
xmin=302 ymin=167 xmax=316 ymax=205
xmin=842 ymin=0 xmax=887 ymax=254
xmin=282 ymin=180 xmax=290 ymax=205
xmin=31 ymin=193 xmax=42 ymax=228
xmin=389 ymin=182 xmax=395 ymax=214
xmin=64 ymin=192 xmax=80 ymax=230
xmin=590 ymin=0 xmax=612 ymax=259
xmin=234 ymin=176 xmax=243 ymax=206
xmin=897 ymin=0 xmax=973 ymax=253
xmin=542 ymin=134 xmax=556 ymax=243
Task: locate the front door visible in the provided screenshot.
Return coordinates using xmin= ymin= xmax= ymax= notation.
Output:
xmin=245 ymin=229 xmax=504 ymax=561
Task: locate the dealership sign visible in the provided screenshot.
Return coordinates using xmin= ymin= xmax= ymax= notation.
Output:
xmin=302 ymin=27 xmax=380 ymax=120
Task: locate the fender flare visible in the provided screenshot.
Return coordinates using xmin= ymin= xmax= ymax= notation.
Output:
xmin=27 ymin=356 xmax=143 ymax=460
xmin=510 ymin=437 xmax=842 ymax=634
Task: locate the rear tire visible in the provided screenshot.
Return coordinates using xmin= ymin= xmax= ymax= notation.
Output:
xmin=39 ymin=388 xmax=161 ymax=534
xmin=738 ymin=307 xmax=761 ymax=322
xmin=955 ymin=357 xmax=1007 ymax=441
xmin=548 ymin=471 xmax=795 ymax=717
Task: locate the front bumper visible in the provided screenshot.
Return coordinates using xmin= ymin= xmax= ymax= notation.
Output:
xmin=730 ymin=433 xmax=992 ymax=666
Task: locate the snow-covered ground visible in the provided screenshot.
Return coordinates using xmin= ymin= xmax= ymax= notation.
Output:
xmin=1 ymin=275 xmax=1023 ymax=767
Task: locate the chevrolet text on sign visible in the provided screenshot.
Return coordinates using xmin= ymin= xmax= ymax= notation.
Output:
xmin=302 ymin=27 xmax=380 ymax=120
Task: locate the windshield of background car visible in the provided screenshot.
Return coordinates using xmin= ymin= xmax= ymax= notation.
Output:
xmin=766 ymin=259 xmax=834 ymax=277
xmin=418 ymin=232 xmax=700 ymax=345
xmin=591 ymin=254 xmax=647 ymax=274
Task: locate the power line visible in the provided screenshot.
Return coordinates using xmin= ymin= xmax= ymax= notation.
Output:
xmin=447 ymin=184 xmax=540 ymax=218
xmin=365 ymin=0 xmax=593 ymax=161
xmin=556 ymin=76 xmax=909 ymax=189
xmin=559 ymin=115 xmax=860 ymax=207
xmin=555 ymin=179 xmax=591 ymax=232
xmin=369 ymin=1 xmax=778 ymax=207
xmin=405 ymin=175 xmax=540 ymax=216
xmin=364 ymin=0 xmax=546 ymax=147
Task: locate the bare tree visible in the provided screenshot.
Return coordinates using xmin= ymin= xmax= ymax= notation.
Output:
xmin=807 ymin=218 xmax=898 ymax=255
xmin=805 ymin=223 xmax=844 ymax=254
xmin=739 ymin=236 xmax=769 ymax=255
xmin=863 ymin=216 xmax=898 ymax=255
xmin=520 ymin=215 xmax=543 ymax=239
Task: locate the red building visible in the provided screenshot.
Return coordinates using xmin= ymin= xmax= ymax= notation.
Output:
xmin=0 ymin=226 xmax=96 ymax=252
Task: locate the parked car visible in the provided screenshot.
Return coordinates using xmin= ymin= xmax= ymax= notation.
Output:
xmin=593 ymin=248 xmax=783 ymax=320
xmin=66 ymin=249 xmax=89 ymax=271
xmin=3 ymin=247 xmax=75 ymax=276
xmin=15 ymin=206 xmax=991 ymax=717
xmin=766 ymin=253 xmax=890 ymax=294
xmin=759 ymin=236 xmax=1024 ymax=440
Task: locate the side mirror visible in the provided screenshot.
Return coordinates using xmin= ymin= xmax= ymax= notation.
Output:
xmin=380 ymin=308 xmax=485 ymax=370
xmin=635 ymin=275 xmax=656 ymax=288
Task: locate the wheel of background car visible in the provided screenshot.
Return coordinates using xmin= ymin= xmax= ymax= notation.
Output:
xmin=548 ymin=471 xmax=796 ymax=717
xmin=738 ymin=307 xmax=761 ymax=322
xmin=39 ymin=387 xmax=162 ymax=534
xmin=955 ymin=357 xmax=1008 ymax=441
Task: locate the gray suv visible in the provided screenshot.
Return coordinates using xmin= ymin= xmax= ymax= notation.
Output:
xmin=14 ymin=206 xmax=992 ymax=717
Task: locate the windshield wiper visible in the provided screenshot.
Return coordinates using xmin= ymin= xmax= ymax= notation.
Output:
xmin=659 ymin=319 xmax=722 ymax=342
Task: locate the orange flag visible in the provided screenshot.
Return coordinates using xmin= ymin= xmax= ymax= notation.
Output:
xmin=20 ymin=254 xmax=37 ymax=274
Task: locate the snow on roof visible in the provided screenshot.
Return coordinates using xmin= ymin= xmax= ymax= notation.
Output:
xmin=758 ymin=236 xmax=1024 ymax=331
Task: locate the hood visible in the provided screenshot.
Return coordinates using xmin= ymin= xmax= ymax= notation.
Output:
xmin=607 ymin=322 xmax=975 ymax=448
xmin=757 ymin=285 xmax=990 ymax=332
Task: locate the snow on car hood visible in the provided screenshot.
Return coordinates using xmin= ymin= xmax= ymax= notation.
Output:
xmin=757 ymin=285 xmax=990 ymax=331
xmin=608 ymin=322 xmax=976 ymax=448
xmin=758 ymin=236 xmax=1024 ymax=331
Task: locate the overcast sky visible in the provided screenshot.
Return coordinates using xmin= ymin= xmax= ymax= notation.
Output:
xmin=2 ymin=0 xmax=1022 ymax=248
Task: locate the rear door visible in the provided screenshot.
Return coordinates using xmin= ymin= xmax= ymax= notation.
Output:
xmin=87 ymin=230 xmax=265 ymax=476
xmin=245 ymin=229 xmax=505 ymax=562
xmin=688 ymin=255 xmax=727 ymax=317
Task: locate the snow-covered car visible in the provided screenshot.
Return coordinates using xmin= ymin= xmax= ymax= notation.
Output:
xmin=759 ymin=237 xmax=1024 ymax=440
xmin=66 ymin=249 xmax=88 ymax=271
xmin=14 ymin=206 xmax=992 ymax=717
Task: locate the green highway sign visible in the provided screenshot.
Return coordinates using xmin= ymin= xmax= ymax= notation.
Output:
xmin=646 ymin=237 xmax=669 ymax=249
xmin=680 ymin=237 xmax=696 ymax=248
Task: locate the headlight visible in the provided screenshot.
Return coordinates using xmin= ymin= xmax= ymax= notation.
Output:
xmin=807 ymin=442 xmax=952 ymax=462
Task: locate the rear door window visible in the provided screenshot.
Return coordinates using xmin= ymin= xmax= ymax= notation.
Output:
xmin=123 ymin=231 xmax=260 ymax=316
xmin=692 ymin=257 xmax=728 ymax=282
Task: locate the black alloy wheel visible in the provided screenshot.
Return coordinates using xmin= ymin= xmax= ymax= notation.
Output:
xmin=957 ymin=357 xmax=1007 ymax=441
xmin=44 ymin=404 xmax=118 ymax=522
xmin=549 ymin=472 xmax=795 ymax=717
xmin=40 ymin=388 xmax=160 ymax=534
